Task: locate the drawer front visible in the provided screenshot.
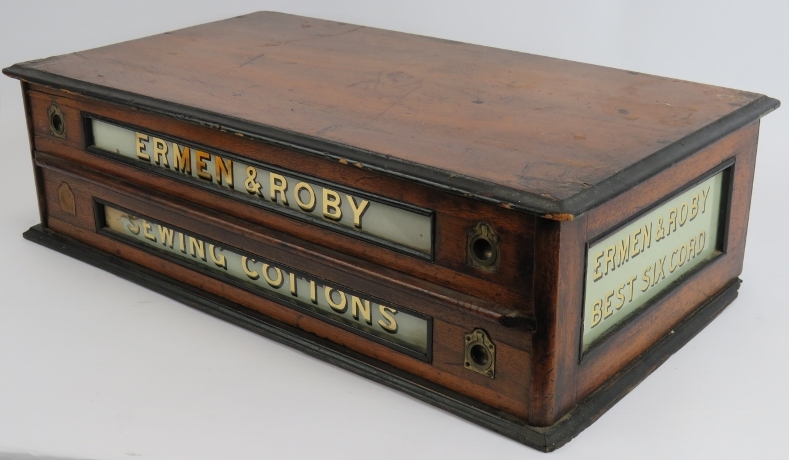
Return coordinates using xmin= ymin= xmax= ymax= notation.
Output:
xmin=36 ymin=152 xmax=534 ymax=419
xmin=28 ymin=86 xmax=536 ymax=312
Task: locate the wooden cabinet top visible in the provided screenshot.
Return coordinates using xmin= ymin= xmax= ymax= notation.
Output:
xmin=4 ymin=11 xmax=779 ymax=218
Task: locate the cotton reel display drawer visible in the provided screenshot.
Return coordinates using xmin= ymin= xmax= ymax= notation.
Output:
xmin=4 ymin=11 xmax=779 ymax=452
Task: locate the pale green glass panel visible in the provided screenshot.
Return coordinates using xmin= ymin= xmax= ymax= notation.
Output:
xmin=103 ymin=206 xmax=429 ymax=355
xmin=582 ymin=171 xmax=725 ymax=352
xmin=92 ymin=119 xmax=432 ymax=254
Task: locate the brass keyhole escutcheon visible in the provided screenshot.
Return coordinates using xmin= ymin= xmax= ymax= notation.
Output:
xmin=467 ymin=222 xmax=499 ymax=271
xmin=48 ymin=103 xmax=66 ymax=138
xmin=464 ymin=329 xmax=495 ymax=378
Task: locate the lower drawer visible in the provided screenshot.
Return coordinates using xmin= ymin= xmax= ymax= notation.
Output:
xmin=35 ymin=151 xmax=534 ymax=419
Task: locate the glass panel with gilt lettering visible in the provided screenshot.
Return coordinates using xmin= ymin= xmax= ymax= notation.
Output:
xmin=582 ymin=170 xmax=726 ymax=352
xmin=101 ymin=204 xmax=430 ymax=359
xmin=91 ymin=118 xmax=432 ymax=256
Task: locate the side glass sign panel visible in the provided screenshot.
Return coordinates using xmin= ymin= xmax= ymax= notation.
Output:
xmin=582 ymin=171 xmax=726 ymax=352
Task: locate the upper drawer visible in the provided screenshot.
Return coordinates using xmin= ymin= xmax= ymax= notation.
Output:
xmin=27 ymin=86 xmax=536 ymax=311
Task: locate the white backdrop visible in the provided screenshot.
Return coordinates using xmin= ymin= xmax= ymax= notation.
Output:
xmin=1 ymin=1 xmax=787 ymax=459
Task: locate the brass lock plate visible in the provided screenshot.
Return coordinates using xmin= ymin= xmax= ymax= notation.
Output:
xmin=464 ymin=328 xmax=495 ymax=378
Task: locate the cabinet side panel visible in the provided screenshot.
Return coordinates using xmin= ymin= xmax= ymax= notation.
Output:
xmin=576 ymin=122 xmax=760 ymax=400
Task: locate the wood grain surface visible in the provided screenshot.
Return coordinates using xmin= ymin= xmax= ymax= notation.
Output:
xmin=4 ymin=12 xmax=777 ymax=216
